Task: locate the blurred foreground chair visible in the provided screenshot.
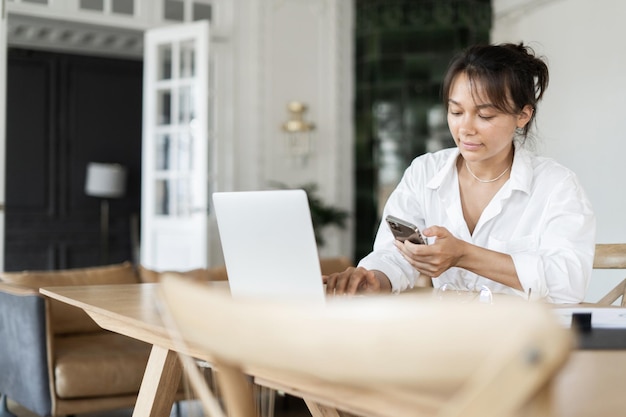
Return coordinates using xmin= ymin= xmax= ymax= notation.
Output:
xmin=159 ymin=274 xmax=573 ymax=417
xmin=593 ymin=243 xmax=626 ymax=306
xmin=140 ymin=258 xmax=352 ymax=417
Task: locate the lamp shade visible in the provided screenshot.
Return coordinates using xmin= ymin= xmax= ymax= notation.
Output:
xmin=85 ymin=162 xmax=127 ymax=198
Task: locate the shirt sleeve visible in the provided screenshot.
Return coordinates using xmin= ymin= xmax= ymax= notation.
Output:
xmin=512 ymin=173 xmax=596 ymax=304
xmin=357 ymin=161 xmax=426 ymax=293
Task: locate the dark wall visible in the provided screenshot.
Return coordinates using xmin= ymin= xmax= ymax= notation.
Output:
xmin=4 ymin=48 xmax=143 ymax=271
xmin=353 ymin=0 xmax=491 ymax=261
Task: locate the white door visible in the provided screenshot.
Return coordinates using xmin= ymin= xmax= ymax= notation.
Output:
xmin=0 ymin=0 xmax=7 ymax=270
xmin=141 ymin=21 xmax=212 ymax=271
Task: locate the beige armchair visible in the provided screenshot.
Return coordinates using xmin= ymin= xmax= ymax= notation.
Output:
xmin=0 ymin=262 xmax=164 ymax=417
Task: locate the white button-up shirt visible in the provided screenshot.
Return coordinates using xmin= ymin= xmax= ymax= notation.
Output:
xmin=358 ymin=145 xmax=596 ymax=303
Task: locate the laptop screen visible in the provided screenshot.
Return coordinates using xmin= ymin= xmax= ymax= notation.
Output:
xmin=212 ymin=189 xmax=325 ymax=303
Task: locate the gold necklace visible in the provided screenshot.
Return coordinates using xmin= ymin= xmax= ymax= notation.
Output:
xmin=464 ymin=161 xmax=511 ymax=183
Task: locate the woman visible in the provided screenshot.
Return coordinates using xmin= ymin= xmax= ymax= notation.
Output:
xmin=325 ymin=43 xmax=596 ymax=303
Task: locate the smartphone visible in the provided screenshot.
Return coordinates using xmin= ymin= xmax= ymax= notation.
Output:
xmin=385 ymin=215 xmax=427 ymax=245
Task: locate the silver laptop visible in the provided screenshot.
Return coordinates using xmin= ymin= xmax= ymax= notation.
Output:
xmin=212 ymin=189 xmax=325 ymax=303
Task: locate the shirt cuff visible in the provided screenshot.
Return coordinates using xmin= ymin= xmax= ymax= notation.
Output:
xmin=511 ymin=252 xmax=549 ymax=301
xmin=357 ymin=250 xmax=417 ymax=293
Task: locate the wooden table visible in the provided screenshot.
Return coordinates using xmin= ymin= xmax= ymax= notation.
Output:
xmin=40 ymin=283 xmax=626 ymax=417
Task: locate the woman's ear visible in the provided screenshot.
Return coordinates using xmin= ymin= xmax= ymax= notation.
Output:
xmin=517 ymin=104 xmax=534 ymax=128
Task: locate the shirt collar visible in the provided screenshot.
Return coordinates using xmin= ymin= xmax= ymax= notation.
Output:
xmin=508 ymin=142 xmax=533 ymax=195
xmin=426 ymin=148 xmax=460 ymax=190
xmin=425 ymin=142 xmax=534 ymax=194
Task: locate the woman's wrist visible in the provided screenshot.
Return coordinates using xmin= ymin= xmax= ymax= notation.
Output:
xmin=372 ymin=270 xmax=393 ymax=292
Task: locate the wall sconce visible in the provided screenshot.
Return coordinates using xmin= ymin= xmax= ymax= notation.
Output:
xmin=85 ymin=162 xmax=127 ymax=265
xmin=282 ymin=101 xmax=315 ymax=164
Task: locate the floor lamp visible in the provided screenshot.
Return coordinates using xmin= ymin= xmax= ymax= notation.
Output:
xmin=85 ymin=162 xmax=127 ymax=265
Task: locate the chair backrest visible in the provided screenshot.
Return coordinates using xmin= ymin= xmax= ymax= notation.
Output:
xmin=593 ymin=243 xmax=626 ymax=306
xmin=159 ymin=274 xmax=573 ymax=417
xmin=319 ymin=256 xmax=353 ymax=275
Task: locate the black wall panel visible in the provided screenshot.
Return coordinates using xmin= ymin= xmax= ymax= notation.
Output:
xmin=4 ymin=49 xmax=143 ymax=271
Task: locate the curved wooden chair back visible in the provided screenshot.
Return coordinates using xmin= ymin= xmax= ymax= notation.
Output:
xmin=159 ymin=274 xmax=572 ymax=417
xmin=319 ymin=256 xmax=353 ymax=275
xmin=594 ymin=243 xmax=626 ymax=306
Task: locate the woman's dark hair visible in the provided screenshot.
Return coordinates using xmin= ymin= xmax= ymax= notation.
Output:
xmin=442 ymin=42 xmax=549 ymax=138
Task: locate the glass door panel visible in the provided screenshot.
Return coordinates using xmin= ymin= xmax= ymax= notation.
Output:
xmin=158 ymin=45 xmax=173 ymax=79
xmin=155 ymin=179 xmax=169 ymax=215
xmin=177 ymin=132 xmax=193 ymax=171
xmin=155 ymin=134 xmax=171 ymax=170
xmin=178 ymin=85 xmax=194 ymax=123
xmin=180 ymin=40 xmax=196 ymax=78
xmin=142 ymin=21 xmax=210 ymax=271
xmin=157 ymin=90 xmax=172 ymax=125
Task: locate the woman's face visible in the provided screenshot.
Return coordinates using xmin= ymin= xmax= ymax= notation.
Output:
xmin=447 ymin=72 xmax=532 ymax=164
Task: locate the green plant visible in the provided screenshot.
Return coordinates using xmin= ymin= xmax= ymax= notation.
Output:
xmin=270 ymin=182 xmax=349 ymax=247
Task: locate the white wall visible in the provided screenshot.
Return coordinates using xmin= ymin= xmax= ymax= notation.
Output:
xmin=492 ymin=0 xmax=626 ymax=301
xmin=231 ymin=0 xmax=354 ymax=260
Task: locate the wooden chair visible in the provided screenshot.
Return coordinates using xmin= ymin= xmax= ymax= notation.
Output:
xmin=182 ymin=257 xmax=353 ymax=417
xmin=319 ymin=256 xmax=353 ymax=275
xmin=593 ymin=243 xmax=626 ymax=306
xmin=158 ymin=274 xmax=573 ymax=417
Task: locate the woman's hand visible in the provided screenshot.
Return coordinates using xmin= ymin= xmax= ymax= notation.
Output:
xmin=396 ymin=225 xmax=523 ymax=290
xmin=323 ymin=267 xmax=392 ymax=296
xmin=394 ymin=226 xmax=466 ymax=277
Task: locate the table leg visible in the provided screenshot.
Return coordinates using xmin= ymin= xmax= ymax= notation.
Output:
xmin=132 ymin=345 xmax=183 ymax=417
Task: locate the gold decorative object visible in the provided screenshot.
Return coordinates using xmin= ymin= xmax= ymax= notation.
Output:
xmin=282 ymin=101 xmax=315 ymax=164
